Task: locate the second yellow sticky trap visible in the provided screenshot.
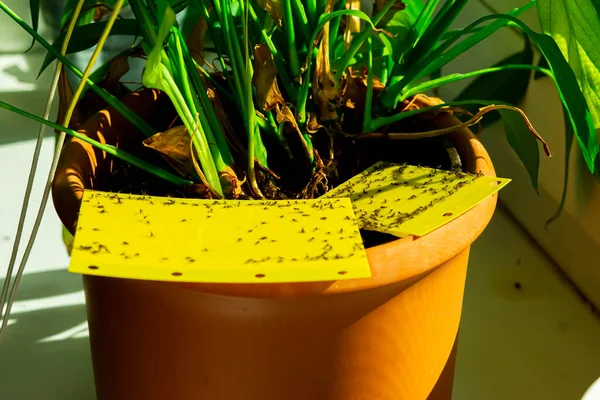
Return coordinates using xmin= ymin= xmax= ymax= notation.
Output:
xmin=322 ymin=162 xmax=510 ymax=237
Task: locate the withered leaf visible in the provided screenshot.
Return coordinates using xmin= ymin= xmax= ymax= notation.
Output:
xmin=143 ymin=125 xmax=193 ymax=177
xmin=257 ymin=0 xmax=282 ymax=27
xmin=105 ymin=54 xmax=130 ymax=85
xmin=276 ymin=104 xmax=312 ymax=159
xmin=253 ymin=43 xmax=284 ymax=111
xmin=57 ymin=65 xmax=83 ymax=130
xmin=307 ymin=113 xmax=324 ymax=134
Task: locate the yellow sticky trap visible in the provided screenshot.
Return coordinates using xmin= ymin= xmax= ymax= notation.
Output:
xmin=323 ymin=162 xmax=510 ymax=237
xmin=68 ymin=191 xmax=371 ymax=283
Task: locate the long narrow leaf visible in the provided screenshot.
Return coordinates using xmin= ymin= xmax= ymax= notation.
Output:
xmin=39 ymin=19 xmax=140 ymax=76
xmin=0 ymin=100 xmax=192 ymax=187
xmin=546 ymin=107 xmax=575 ymax=226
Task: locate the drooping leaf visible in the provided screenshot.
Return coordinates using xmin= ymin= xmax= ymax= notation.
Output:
xmin=252 ymin=43 xmax=285 ymax=111
xmin=368 ymin=99 xmax=550 ymax=191
xmin=497 ymin=108 xmax=540 ymax=191
xmin=455 ymin=37 xmax=534 ymax=127
xmin=536 ymin=0 xmax=600 ymax=178
xmin=38 ymin=19 xmax=140 ymax=76
xmin=546 ymin=107 xmax=575 ymax=227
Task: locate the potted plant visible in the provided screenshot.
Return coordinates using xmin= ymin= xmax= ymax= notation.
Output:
xmin=0 ymin=0 xmax=598 ymax=399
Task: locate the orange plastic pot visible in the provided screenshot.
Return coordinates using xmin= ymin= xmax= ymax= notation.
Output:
xmin=53 ymin=91 xmax=497 ymax=400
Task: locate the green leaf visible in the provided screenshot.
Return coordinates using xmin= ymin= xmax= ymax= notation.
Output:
xmin=25 ymin=0 xmax=40 ymax=52
xmin=406 ymin=0 xmax=469 ymax=64
xmin=536 ymin=0 xmax=600 ymax=178
xmin=455 ymin=38 xmax=534 ymax=127
xmin=379 ymin=2 xmax=536 ymax=108
xmin=38 ymin=19 xmax=140 ymax=76
xmin=546 ymin=107 xmax=575 ymax=227
xmin=498 ymin=108 xmax=540 ymax=191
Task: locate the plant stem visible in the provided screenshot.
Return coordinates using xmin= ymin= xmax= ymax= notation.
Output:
xmin=281 ymin=0 xmax=301 ymax=77
xmin=291 ymin=0 xmax=311 ymax=47
xmin=306 ymin=0 xmax=317 ymax=28
xmin=329 ymin=0 xmax=346 ymax=58
xmin=214 ymin=0 xmax=246 ymax=112
xmin=245 ymin=0 xmax=263 ymax=197
xmin=363 ymin=36 xmax=374 ymax=133
xmin=161 ymin=66 xmax=224 ymax=194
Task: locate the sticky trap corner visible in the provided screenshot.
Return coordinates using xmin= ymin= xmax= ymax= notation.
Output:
xmin=68 ymin=190 xmax=372 ymax=284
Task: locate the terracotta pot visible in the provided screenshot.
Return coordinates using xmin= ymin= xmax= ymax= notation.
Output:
xmin=53 ymin=91 xmax=497 ymax=400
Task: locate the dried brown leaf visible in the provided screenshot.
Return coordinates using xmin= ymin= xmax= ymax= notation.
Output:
xmin=257 ymin=0 xmax=282 ymax=27
xmin=143 ymin=125 xmax=193 ymax=177
xmin=276 ymin=104 xmax=311 ymax=158
xmin=105 ymin=54 xmax=130 ymax=85
xmin=307 ymin=113 xmax=324 ymax=134
xmin=253 ymin=43 xmax=285 ymax=111
xmin=57 ymin=65 xmax=83 ymax=130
